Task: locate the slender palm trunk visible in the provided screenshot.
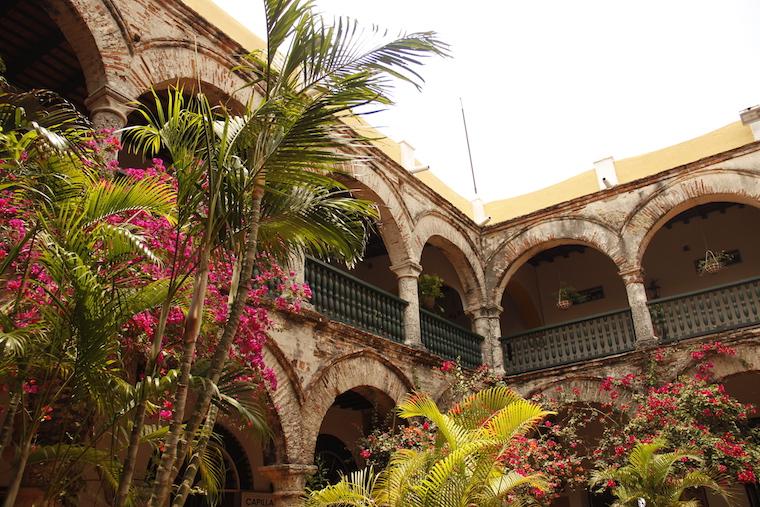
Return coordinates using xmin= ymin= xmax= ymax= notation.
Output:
xmin=113 ymin=301 xmax=173 ymax=507
xmin=0 ymin=392 xmax=20 ymax=458
xmin=2 ymin=425 xmax=36 ymax=507
xmin=147 ymin=245 xmax=212 ymax=507
xmin=169 ymin=178 xmax=266 ymax=499
xmin=170 ymin=405 xmax=218 ymax=507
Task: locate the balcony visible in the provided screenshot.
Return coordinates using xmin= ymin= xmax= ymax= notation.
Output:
xmin=304 ymin=258 xmax=484 ymax=366
xmin=500 ymin=308 xmax=636 ymax=375
xmin=649 ymin=276 xmax=760 ymax=344
xmin=420 ymin=309 xmax=483 ymax=369
xmin=305 ymin=257 xmax=407 ymax=343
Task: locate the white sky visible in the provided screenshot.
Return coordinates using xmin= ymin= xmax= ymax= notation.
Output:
xmin=212 ymin=0 xmax=760 ymax=202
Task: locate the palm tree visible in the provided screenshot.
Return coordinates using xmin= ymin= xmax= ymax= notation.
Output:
xmin=0 ymin=82 xmax=177 ymax=507
xmin=589 ymin=439 xmax=730 ymax=507
xmin=306 ymin=386 xmax=551 ymax=507
xmin=127 ymin=1 xmax=448 ymax=505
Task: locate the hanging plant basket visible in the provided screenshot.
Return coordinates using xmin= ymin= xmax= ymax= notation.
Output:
xmin=698 ymin=250 xmax=731 ymax=275
xmin=556 ymin=286 xmax=578 ymax=310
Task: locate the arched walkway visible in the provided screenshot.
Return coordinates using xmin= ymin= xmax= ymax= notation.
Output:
xmin=123 ymin=43 xmax=252 ymax=107
xmin=413 ymin=212 xmax=486 ymax=311
xmin=487 ymin=218 xmax=626 ymax=304
xmin=335 ymin=172 xmax=414 ymax=267
xmin=299 ymin=351 xmax=413 ymax=463
xmin=621 ymin=169 xmax=760 ymax=265
xmin=261 ymin=340 xmax=306 ymax=465
xmin=46 ymin=0 xmax=129 ymax=95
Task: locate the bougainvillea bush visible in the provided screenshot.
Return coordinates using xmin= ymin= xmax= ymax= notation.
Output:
xmin=591 ymin=342 xmax=759 ymax=486
xmin=357 ymin=342 xmax=758 ymax=504
xmin=0 ymin=109 xmax=309 ymax=503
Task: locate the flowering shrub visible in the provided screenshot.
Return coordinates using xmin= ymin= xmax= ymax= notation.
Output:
xmin=0 ymin=125 xmax=312 ymax=500
xmin=587 ymin=342 xmax=759 ymax=486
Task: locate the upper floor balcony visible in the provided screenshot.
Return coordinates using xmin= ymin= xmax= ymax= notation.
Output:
xmin=302 ymin=200 xmax=760 ymax=377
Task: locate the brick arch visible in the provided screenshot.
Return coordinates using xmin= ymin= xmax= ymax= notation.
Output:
xmin=44 ymin=0 xmax=132 ymax=95
xmin=621 ymin=169 xmax=760 ymax=267
xmin=261 ymin=339 xmax=306 ymax=464
xmin=123 ymin=42 xmax=252 ymax=107
xmin=336 ymin=171 xmax=414 ymax=266
xmin=413 ymin=212 xmax=486 ymax=310
xmin=299 ymin=350 xmax=413 ymax=464
xmin=487 ymin=218 xmax=626 ymax=304
xmin=527 ymin=376 xmax=633 ymax=411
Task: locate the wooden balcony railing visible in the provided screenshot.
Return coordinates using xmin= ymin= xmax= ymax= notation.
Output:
xmin=305 ymin=257 xmax=407 ymax=343
xmin=500 ymin=308 xmax=636 ymax=375
xmin=649 ymin=276 xmax=760 ymax=344
xmin=420 ymin=309 xmax=483 ymax=369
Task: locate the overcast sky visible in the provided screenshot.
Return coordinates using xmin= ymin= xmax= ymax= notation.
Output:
xmin=212 ymin=0 xmax=760 ymax=202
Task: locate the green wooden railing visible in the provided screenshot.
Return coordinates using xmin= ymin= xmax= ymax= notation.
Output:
xmin=304 ymin=257 xmax=407 ymax=343
xmin=420 ymin=309 xmax=483 ymax=369
xmin=649 ymin=276 xmax=760 ymax=344
xmin=500 ymin=308 xmax=635 ymax=375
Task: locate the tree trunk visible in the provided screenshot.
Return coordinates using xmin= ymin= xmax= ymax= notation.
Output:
xmin=114 ymin=301 xmax=173 ymax=507
xmin=0 ymin=392 xmax=20 ymax=458
xmin=169 ymin=177 xmax=266 ymax=497
xmin=147 ymin=245 xmax=212 ymax=507
xmin=2 ymin=425 xmax=36 ymax=507
xmin=170 ymin=405 xmax=218 ymax=507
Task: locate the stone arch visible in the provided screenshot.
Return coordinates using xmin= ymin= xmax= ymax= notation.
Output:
xmin=44 ymin=0 xmax=132 ymax=95
xmin=123 ymin=42 xmax=252 ymax=107
xmin=261 ymin=338 xmax=306 ymax=464
xmin=413 ymin=212 xmax=486 ymax=310
xmin=621 ymin=169 xmax=760 ymax=267
xmin=299 ymin=350 xmax=414 ymax=463
xmin=336 ymin=171 xmax=415 ymax=266
xmin=527 ymin=376 xmax=634 ymax=411
xmin=487 ymin=218 xmax=626 ymax=304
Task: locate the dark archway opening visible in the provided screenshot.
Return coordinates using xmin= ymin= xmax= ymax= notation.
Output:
xmin=314 ymin=387 xmax=395 ymax=486
xmin=0 ymin=0 xmax=88 ymax=111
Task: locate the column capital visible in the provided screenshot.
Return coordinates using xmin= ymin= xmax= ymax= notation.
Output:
xmin=389 ymin=260 xmax=422 ymax=278
xmin=84 ymin=85 xmax=130 ymax=125
xmin=619 ymin=266 xmax=645 ymax=285
xmin=259 ymin=464 xmax=316 ymax=505
xmin=465 ymin=303 xmax=503 ymax=320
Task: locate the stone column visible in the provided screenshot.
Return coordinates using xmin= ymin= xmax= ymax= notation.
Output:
xmin=468 ymin=304 xmax=505 ymax=375
xmin=620 ymin=267 xmax=658 ymax=347
xmin=259 ymin=464 xmax=316 ymax=507
xmin=288 ymin=251 xmax=313 ymax=310
xmin=389 ymin=260 xmax=424 ymax=349
xmin=84 ymin=86 xmax=129 ymax=152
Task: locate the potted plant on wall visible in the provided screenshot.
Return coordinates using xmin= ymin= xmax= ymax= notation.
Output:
xmin=698 ymin=250 xmax=732 ymax=275
xmin=556 ymin=285 xmax=580 ymax=310
xmin=418 ymin=274 xmax=444 ymax=310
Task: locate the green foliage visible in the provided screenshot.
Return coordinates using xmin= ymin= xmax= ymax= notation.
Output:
xmin=590 ymin=439 xmax=730 ymax=507
xmin=306 ymin=386 xmax=551 ymax=507
xmin=417 ymin=273 xmax=444 ymax=299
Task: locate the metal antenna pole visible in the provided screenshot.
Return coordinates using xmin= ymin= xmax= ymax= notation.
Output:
xmin=460 ymin=97 xmax=478 ymax=196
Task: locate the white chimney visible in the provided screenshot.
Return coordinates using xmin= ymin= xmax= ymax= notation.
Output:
xmin=740 ymin=106 xmax=760 ymax=141
xmin=399 ymin=140 xmax=416 ymax=171
xmin=593 ymin=156 xmax=618 ymax=190
xmin=471 ymin=197 xmax=491 ymax=226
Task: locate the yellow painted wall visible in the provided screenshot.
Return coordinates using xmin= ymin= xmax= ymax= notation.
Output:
xmin=615 ymin=121 xmax=754 ymax=184
xmin=485 ymin=170 xmax=599 ymax=222
xmin=181 ymin=0 xmax=266 ymax=51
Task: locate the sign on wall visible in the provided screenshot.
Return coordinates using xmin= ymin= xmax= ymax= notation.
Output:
xmin=240 ymin=491 xmax=274 ymax=506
